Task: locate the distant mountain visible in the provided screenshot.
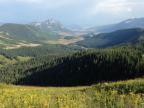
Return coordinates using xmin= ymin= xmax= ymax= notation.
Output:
xmin=0 ymin=23 xmax=63 ymax=42
xmin=77 ymin=28 xmax=144 ymax=48
xmin=31 ymin=19 xmax=70 ymax=33
xmin=0 ymin=23 xmax=40 ymax=41
xmin=1 ymin=18 xmax=144 ymax=48
xmin=89 ymin=18 xmax=144 ymax=33
xmin=0 ymin=23 xmax=45 ymax=41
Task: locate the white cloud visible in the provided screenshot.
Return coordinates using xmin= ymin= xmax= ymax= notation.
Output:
xmin=0 ymin=0 xmax=143 ymax=15
xmin=88 ymin=0 xmax=144 ymax=16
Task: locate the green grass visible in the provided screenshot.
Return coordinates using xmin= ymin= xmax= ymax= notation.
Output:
xmin=93 ymin=78 xmax=144 ymax=94
xmin=0 ymin=78 xmax=144 ymax=108
xmin=0 ymin=55 xmax=31 ymax=67
xmin=0 ymin=55 xmax=17 ymax=67
xmin=0 ymin=38 xmax=17 ymax=45
xmin=16 ymin=56 xmax=32 ymax=62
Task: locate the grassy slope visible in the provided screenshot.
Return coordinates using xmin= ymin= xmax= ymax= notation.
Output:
xmin=0 ymin=78 xmax=144 ymax=108
xmin=0 ymin=24 xmax=39 ymax=41
xmin=0 ymin=32 xmax=41 ymax=49
xmin=0 ymin=55 xmax=31 ymax=67
xmin=0 ymin=23 xmax=62 ymax=42
xmin=0 ymin=55 xmax=17 ymax=67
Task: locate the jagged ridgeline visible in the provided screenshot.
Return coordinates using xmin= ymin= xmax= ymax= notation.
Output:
xmin=0 ymin=46 xmax=143 ymax=86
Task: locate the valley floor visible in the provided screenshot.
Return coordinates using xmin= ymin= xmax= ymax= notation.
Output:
xmin=0 ymin=78 xmax=144 ymax=108
xmin=45 ymin=36 xmax=84 ymax=45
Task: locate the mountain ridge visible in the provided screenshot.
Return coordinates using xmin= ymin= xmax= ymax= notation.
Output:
xmin=77 ymin=28 xmax=144 ymax=48
xmin=30 ymin=18 xmax=71 ymax=33
xmin=89 ymin=18 xmax=144 ymax=33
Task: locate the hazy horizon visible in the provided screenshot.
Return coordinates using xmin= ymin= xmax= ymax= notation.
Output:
xmin=0 ymin=0 xmax=144 ymax=26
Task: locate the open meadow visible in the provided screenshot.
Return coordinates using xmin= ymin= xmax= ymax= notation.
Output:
xmin=1 ymin=78 xmax=144 ymax=108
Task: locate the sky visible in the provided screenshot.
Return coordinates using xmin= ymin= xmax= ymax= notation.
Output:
xmin=0 ymin=0 xmax=144 ymax=26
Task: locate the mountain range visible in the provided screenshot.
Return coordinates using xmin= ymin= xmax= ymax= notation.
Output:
xmin=0 ymin=18 xmax=144 ymax=49
xmin=89 ymin=18 xmax=144 ymax=33
xmin=31 ymin=19 xmax=70 ymax=33
xmin=77 ymin=28 xmax=144 ymax=48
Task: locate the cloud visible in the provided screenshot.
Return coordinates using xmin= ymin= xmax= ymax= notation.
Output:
xmin=88 ymin=0 xmax=144 ymax=16
xmin=0 ymin=0 xmax=79 ymax=9
xmin=0 ymin=0 xmax=143 ymax=26
xmin=0 ymin=0 xmax=143 ymax=11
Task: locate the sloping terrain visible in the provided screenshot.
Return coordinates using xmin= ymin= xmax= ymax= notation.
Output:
xmin=89 ymin=18 xmax=144 ymax=33
xmin=77 ymin=28 xmax=144 ymax=48
xmin=0 ymin=31 xmax=41 ymax=49
xmin=0 ymin=54 xmax=31 ymax=68
xmin=0 ymin=23 xmax=64 ymax=41
xmin=0 ymin=24 xmax=40 ymax=41
xmin=0 ymin=22 xmax=78 ymax=48
xmin=0 ymin=78 xmax=144 ymax=108
xmin=0 ymin=47 xmax=143 ymax=86
xmin=1 ymin=18 xmax=144 ymax=49
xmin=31 ymin=18 xmax=71 ymax=33
xmin=0 ymin=44 xmax=81 ymax=67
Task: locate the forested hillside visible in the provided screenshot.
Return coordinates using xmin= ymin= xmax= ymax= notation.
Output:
xmin=0 ymin=44 xmax=81 ymax=68
xmin=0 ymin=45 xmax=144 ymax=86
xmin=77 ymin=28 xmax=144 ymax=48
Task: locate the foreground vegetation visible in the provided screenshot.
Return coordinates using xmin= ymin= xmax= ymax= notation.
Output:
xmin=0 ymin=78 xmax=144 ymax=108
